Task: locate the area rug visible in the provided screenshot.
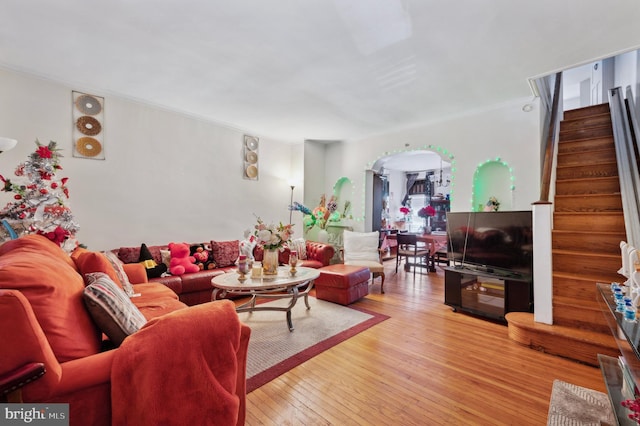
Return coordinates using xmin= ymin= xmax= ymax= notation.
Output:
xmin=547 ymin=379 xmax=616 ymax=425
xmin=238 ymin=296 xmax=388 ymax=392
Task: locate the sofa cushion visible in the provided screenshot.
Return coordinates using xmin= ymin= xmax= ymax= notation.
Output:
xmin=118 ymin=244 xmax=163 ymax=265
xmin=104 ymin=250 xmax=136 ymax=295
xmin=343 ymin=230 xmax=380 ymax=263
xmin=0 ymin=235 xmax=101 ymax=362
xmin=299 ymin=259 xmax=323 ymax=269
xmin=211 ymin=240 xmax=239 ymax=267
xmin=71 ymin=248 xmax=123 ymax=287
xmin=83 ymin=272 xmax=147 ymax=346
xmin=289 ymin=238 xmax=307 ymax=260
xmin=131 ymin=282 xmax=187 ymax=320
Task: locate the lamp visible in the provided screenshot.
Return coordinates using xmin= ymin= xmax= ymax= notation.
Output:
xmin=0 ymin=137 xmax=17 ymax=154
xmin=289 ymin=184 xmax=295 ymax=224
xmin=433 ymin=158 xmax=450 ymax=188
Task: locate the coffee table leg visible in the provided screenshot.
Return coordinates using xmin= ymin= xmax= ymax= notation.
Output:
xmin=303 ymin=281 xmax=314 ymax=310
xmin=287 ymin=310 xmax=294 ymax=331
xmin=212 ymin=288 xmax=226 ymax=301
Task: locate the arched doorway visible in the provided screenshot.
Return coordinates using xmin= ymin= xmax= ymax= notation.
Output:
xmin=370 ymin=149 xmax=453 ymax=233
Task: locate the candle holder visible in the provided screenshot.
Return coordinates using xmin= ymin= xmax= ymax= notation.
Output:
xmin=237 ymin=255 xmax=249 ymax=282
xmin=289 ymin=250 xmax=298 ymax=276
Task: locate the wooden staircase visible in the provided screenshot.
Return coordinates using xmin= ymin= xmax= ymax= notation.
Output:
xmin=507 ymin=103 xmax=624 ymax=366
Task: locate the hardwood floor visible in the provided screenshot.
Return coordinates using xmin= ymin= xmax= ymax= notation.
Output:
xmin=245 ymin=260 xmax=608 ymax=425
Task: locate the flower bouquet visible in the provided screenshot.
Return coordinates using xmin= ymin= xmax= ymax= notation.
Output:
xmin=253 ymin=217 xmax=293 ymax=275
xmin=418 ymin=205 xmax=436 ymax=234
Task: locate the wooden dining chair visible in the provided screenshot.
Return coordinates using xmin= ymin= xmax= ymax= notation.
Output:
xmin=395 ymin=233 xmax=430 ymax=279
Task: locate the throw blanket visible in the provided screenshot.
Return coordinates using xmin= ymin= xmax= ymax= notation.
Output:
xmin=112 ymin=300 xmax=242 ymax=425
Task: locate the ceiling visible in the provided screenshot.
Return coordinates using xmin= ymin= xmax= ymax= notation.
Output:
xmin=2 ymin=0 xmax=640 ymax=143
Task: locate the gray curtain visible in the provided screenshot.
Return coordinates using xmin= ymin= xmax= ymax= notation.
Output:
xmin=401 ymin=173 xmax=419 ymax=206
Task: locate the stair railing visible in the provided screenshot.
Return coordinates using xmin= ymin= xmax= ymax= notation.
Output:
xmin=609 ymin=86 xmax=640 ymax=248
xmin=539 ymin=72 xmax=562 ymax=203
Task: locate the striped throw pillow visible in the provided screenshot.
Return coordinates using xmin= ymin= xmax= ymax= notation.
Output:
xmin=83 ymin=272 xmax=147 ymax=346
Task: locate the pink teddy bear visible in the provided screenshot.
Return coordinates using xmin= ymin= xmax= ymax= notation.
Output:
xmin=168 ymin=242 xmax=199 ymax=275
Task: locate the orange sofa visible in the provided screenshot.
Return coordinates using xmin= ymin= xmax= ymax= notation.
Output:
xmin=0 ymin=235 xmax=250 ymax=426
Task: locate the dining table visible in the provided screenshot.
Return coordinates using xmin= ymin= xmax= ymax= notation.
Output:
xmin=382 ymin=231 xmax=448 ymax=272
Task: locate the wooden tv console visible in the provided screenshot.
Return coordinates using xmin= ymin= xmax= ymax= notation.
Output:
xmin=444 ymin=266 xmax=533 ymax=322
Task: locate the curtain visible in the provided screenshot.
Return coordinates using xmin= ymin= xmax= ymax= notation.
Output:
xmin=401 ymin=173 xmax=419 ymax=206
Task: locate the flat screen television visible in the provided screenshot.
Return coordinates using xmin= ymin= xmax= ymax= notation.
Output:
xmin=446 ymin=210 xmax=533 ymax=279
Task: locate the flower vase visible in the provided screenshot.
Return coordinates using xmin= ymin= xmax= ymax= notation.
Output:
xmin=317 ymin=229 xmax=329 ymax=243
xmin=262 ymin=248 xmax=279 ymax=275
xmin=423 ymin=217 xmax=432 ymax=235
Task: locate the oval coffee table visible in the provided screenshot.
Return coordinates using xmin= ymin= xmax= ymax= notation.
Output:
xmin=211 ymin=266 xmax=320 ymax=331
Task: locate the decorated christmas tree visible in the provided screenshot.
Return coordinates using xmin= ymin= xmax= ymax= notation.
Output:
xmin=0 ymin=140 xmax=79 ymax=250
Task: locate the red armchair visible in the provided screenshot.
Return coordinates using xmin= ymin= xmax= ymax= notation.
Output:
xmin=0 ymin=235 xmax=250 ymax=426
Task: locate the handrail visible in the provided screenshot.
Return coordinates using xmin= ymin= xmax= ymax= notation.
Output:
xmin=538 ymin=72 xmax=563 ymax=202
xmin=609 ymin=86 xmax=640 ymax=248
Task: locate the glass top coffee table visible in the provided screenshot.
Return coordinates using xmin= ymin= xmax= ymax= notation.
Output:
xmin=211 ymin=266 xmax=320 ymax=331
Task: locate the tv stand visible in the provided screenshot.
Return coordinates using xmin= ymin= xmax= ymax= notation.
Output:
xmin=444 ymin=266 xmax=533 ymax=322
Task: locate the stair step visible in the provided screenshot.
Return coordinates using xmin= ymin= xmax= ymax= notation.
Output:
xmin=556 ymin=161 xmax=618 ymax=179
xmin=554 ymin=193 xmax=622 ymax=213
xmin=552 ymin=230 xmax=626 ymax=254
xmin=560 ymin=113 xmax=612 ymax=132
xmin=554 ymin=212 xmax=625 ymax=232
xmin=555 ymin=176 xmax=620 ymax=195
xmin=558 ymin=136 xmax=615 ymax=154
xmin=563 ymin=104 xmax=611 ymax=121
xmin=552 ymin=272 xmax=622 ymax=302
xmin=557 ymin=148 xmax=617 ymax=166
xmin=505 ymin=312 xmax=618 ymax=366
xmin=552 ymin=249 xmax=622 ymax=276
xmin=552 ymin=298 xmax=610 ymax=333
xmin=559 ymin=125 xmax=613 ymax=142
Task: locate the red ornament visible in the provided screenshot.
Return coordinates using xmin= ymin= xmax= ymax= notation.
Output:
xmin=51 ymin=182 xmax=58 ymax=189
xmin=14 ymin=194 xmax=22 ymax=200
xmin=36 ymin=146 xmax=53 ymax=159
xmin=39 ymin=188 xmax=48 ymax=195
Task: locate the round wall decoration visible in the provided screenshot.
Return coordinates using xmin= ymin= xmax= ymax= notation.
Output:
xmin=245 ymin=136 xmax=259 ymax=151
xmin=246 ymin=151 xmax=258 ymax=164
xmin=246 ymin=165 xmax=258 ymax=179
xmin=76 ymin=137 xmax=103 ymax=157
xmin=75 ymin=94 xmax=103 ymax=115
xmin=243 ymin=134 xmax=259 ymax=180
xmin=73 ymin=91 xmax=105 ymax=160
xmin=76 ymin=116 xmax=102 ymax=136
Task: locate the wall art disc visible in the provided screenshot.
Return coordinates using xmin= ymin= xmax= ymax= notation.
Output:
xmin=76 ymin=137 xmax=103 ymax=157
xmin=246 ymin=151 xmax=258 ymax=164
xmin=245 ymin=136 xmax=259 ymax=150
xmin=246 ymin=165 xmax=258 ymax=179
xmin=75 ymin=94 xmax=103 ymax=115
xmin=76 ymin=116 xmax=102 ymax=136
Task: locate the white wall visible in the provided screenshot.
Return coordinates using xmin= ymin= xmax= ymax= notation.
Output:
xmin=615 ymin=50 xmax=638 ymax=97
xmin=0 ymin=68 xmax=295 ymax=250
xmin=0 ymin=68 xmax=542 ymax=249
xmin=324 ymin=98 xmax=541 ymax=232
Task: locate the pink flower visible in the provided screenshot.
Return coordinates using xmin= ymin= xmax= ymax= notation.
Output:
xmin=418 ymin=206 xmax=436 ymax=217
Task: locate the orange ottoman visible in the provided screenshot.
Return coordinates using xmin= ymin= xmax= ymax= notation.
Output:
xmin=315 ymin=264 xmax=370 ymax=305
